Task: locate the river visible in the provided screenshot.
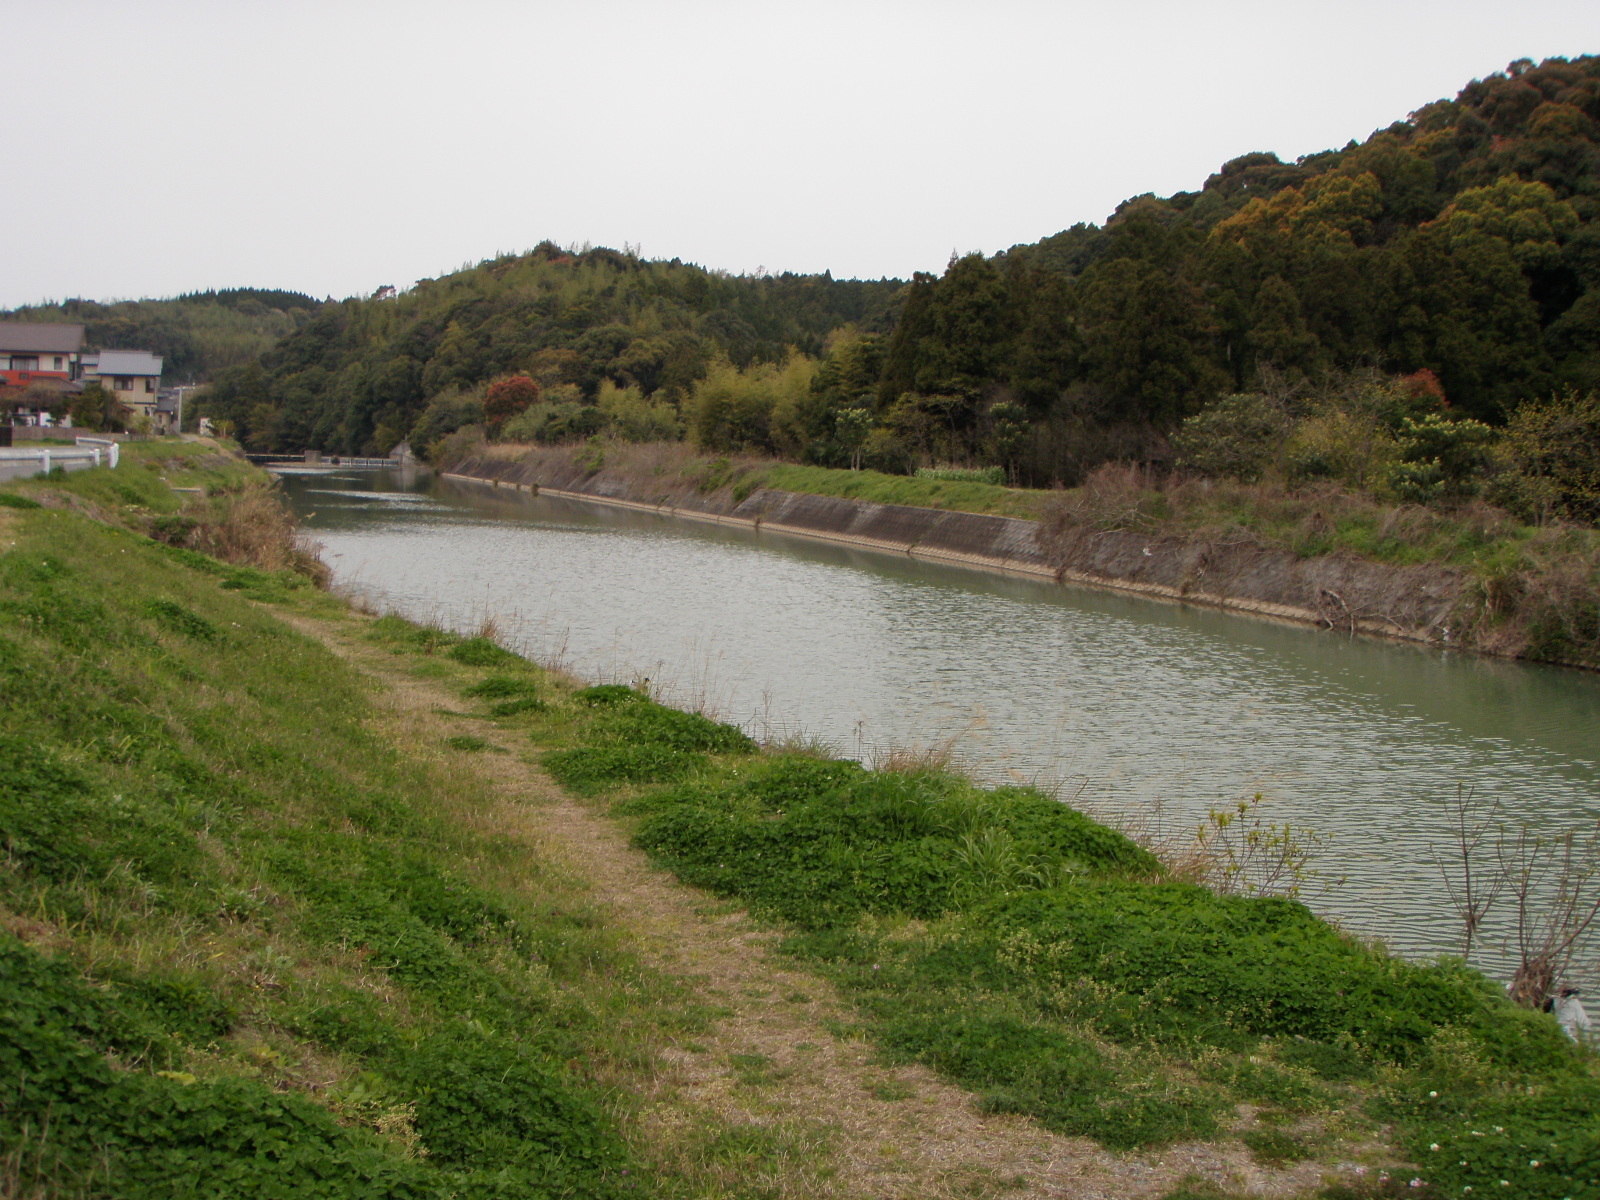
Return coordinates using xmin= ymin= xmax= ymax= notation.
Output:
xmin=282 ymin=466 xmax=1600 ymax=979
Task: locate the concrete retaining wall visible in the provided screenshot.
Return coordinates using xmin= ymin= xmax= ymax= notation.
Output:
xmin=445 ymin=453 xmax=1056 ymax=579
xmin=442 ymin=451 xmax=1463 ymax=647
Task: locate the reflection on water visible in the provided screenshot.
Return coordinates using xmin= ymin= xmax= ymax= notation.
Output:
xmin=284 ymin=468 xmax=1600 ymax=975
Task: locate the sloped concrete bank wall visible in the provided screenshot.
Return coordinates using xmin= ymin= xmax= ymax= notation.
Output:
xmin=443 ymin=451 xmax=1463 ymax=646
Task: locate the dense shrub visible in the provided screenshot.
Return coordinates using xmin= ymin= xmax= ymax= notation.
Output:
xmin=408 ymin=384 xmax=484 ymax=454
xmin=447 ymin=636 xmax=518 ymax=666
xmin=1387 ymin=414 xmax=1496 ymax=503
xmin=1172 ymin=393 xmax=1290 ymax=481
xmin=483 ymin=374 xmax=541 ymax=431
xmin=501 ymin=400 xmax=607 ymax=444
xmin=463 ymin=674 xmax=538 ymax=700
xmin=1489 ymin=388 xmax=1600 ymax=524
xmin=596 ymin=379 xmax=681 ymax=443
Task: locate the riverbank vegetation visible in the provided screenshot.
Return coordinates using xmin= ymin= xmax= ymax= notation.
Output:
xmin=457 ymin=436 xmax=1600 ymax=667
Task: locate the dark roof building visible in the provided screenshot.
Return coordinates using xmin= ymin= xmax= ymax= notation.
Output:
xmin=1 ymin=322 xmax=86 ymax=393
xmin=0 ymin=323 xmax=86 ymax=354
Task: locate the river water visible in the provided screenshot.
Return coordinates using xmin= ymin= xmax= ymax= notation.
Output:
xmin=282 ymin=467 xmax=1600 ymax=977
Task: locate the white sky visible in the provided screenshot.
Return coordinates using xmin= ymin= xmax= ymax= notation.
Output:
xmin=2 ymin=1 xmax=1593 ymax=307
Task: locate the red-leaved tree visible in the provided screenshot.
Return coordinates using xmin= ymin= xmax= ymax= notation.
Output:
xmin=484 ymin=375 xmax=541 ymax=430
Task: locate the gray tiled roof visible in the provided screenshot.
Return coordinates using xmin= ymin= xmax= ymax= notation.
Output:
xmin=0 ymin=323 xmax=85 ymax=353
xmin=94 ymin=350 xmax=164 ymax=377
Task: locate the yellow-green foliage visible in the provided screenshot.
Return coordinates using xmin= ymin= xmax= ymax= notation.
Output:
xmin=685 ymin=355 xmax=818 ymax=453
xmin=597 ymin=379 xmax=681 ymax=443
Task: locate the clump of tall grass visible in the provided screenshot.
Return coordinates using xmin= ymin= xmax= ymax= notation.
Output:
xmin=174 ymin=484 xmax=330 ymax=585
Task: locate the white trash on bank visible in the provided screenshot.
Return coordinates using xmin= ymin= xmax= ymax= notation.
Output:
xmin=1553 ymin=989 xmax=1591 ymax=1042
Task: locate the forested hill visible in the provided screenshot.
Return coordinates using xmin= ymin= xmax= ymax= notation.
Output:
xmin=884 ymin=56 xmax=1598 ymax=441
xmin=3 ymin=289 xmax=320 ymax=383
xmin=202 ymin=251 xmax=901 ymax=453
xmin=208 ymin=55 xmax=1597 ymax=471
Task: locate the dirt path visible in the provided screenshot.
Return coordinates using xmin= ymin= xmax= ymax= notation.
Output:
xmin=291 ymin=610 xmax=1331 ymax=1200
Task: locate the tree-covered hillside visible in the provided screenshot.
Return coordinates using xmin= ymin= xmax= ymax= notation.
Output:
xmin=3 ymin=289 xmax=320 ymax=383
xmin=881 ymin=54 xmax=1600 ymax=479
xmin=199 ymin=249 xmax=901 ymax=453
xmin=207 ymin=56 xmax=1598 ymax=481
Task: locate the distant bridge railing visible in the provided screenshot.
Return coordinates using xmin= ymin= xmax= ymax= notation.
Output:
xmin=247 ymin=452 xmax=409 ymax=469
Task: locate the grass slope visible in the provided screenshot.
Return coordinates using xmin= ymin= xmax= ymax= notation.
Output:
xmin=528 ymin=689 xmax=1600 ymax=1199
xmin=0 ymin=474 xmax=711 ymax=1198
xmin=756 ymin=464 xmax=1047 ymax=520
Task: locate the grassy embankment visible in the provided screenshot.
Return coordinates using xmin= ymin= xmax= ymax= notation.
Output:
xmin=485 ymin=438 xmax=1598 ymax=570
xmin=1 ymin=451 xmax=707 ymax=1198
xmin=532 ymin=692 xmax=1599 ymax=1198
xmin=3 ymin=444 xmax=1597 ymax=1198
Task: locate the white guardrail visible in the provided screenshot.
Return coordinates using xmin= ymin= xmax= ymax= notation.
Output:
xmin=0 ymin=437 xmax=119 ymax=483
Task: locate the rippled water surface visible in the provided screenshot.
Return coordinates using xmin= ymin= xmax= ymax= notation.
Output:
xmin=283 ymin=468 xmax=1600 ymax=972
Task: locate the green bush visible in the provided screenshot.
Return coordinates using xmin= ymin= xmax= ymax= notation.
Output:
xmin=501 ymin=401 xmax=607 ymax=444
xmin=594 ymin=703 xmax=755 ymax=755
xmin=1284 ymin=409 xmax=1397 ymax=490
xmin=1489 ymin=388 xmax=1600 ymax=524
xmin=1172 ymin=393 xmax=1290 ymax=481
xmin=631 ymin=759 xmax=1153 ymax=929
xmin=596 ymin=379 xmax=682 ymax=443
xmin=407 ymin=384 xmax=484 ymax=451
xmin=400 ymin=1033 xmax=621 ymax=1183
xmin=1387 ymin=414 xmax=1496 ymax=503
xmin=574 ymin=684 xmax=648 ymax=707
xmin=882 ymin=1012 xmax=1221 ymax=1149
xmin=544 ymin=743 xmax=708 ymax=795
xmin=447 ymin=636 xmax=518 ymax=666
xmin=145 ymin=598 xmax=220 ymax=642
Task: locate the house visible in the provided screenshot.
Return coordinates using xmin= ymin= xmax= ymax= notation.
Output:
xmin=0 ymin=323 xmax=85 ymax=424
xmin=0 ymin=323 xmax=85 ymax=388
xmin=81 ymin=350 xmax=165 ymax=429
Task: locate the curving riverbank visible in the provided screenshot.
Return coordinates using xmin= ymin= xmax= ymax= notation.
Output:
xmin=444 ymin=444 xmax=1474 ymax=653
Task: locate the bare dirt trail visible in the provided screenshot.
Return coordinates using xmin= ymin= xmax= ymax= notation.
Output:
xmin=289 ymin=609 xmax=1334 ymax=1200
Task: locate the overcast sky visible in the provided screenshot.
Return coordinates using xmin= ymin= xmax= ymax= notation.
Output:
xmin=1 ymin=1 xmax=1593 ymax=308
